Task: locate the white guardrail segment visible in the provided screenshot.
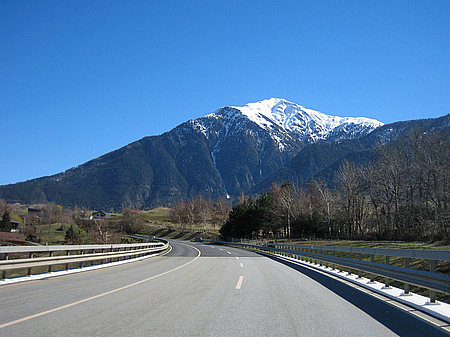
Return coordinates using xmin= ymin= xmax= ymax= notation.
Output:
xmin=214 ymin=241 xmax=450 ymax=303
xmin=0 ymin=240 xmax=169 ymax=279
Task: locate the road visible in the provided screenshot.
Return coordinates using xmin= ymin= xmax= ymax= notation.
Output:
xmin=0 ymin=240 xmax=447 ymax=336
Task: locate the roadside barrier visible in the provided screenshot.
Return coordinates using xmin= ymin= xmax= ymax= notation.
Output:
xmin=0 ymin=240 xmax=169 ymax=280
xmin=215 ymin=241 xmax=450 ymax=303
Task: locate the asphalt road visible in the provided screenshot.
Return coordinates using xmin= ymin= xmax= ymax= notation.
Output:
xmin=0 ymin=240 xmax=447 ymax=336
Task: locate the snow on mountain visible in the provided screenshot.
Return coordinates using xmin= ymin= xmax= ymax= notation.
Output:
xmin=195 ymin=98 xmax=383 ymax=151
xmin=232 ymin=98 xmax=383 ymax=142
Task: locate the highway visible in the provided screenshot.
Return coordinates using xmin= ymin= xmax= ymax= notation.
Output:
xmin=0 ymin=240 xmax=447 ymax=336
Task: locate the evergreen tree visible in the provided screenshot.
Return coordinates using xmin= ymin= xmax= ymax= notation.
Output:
xmin=0 ymin=210 xmax=12 ymax=232
xmin=65 ymin=225 xmax=75 ymax=242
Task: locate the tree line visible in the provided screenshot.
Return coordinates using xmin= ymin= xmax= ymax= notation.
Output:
xmin=220 ymin=130 xmax=449 ymax=242
xmin=169 ymin=197 xmax=231 ymax=232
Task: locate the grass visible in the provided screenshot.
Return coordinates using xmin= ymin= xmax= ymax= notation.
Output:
xmin=112 ymin=207 xmax=173 ymax=227
xmin=142 ymin=207 xmax=171 ymax=221
xmin=130 ymin=207 xmax=221 ymax=240
xmin=34 ymin=223 xmax=71 ymax=245
xmin=138 ymin=222 xmax=219 ymax=241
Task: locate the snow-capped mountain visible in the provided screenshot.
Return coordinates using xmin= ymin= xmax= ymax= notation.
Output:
xmin=163 ymin=98 xmax=383 ymax=198
xmin=192 ymin=98 xmax=383 ymax=151
xmin=232 ymin=98 xmax=382 ymax=141
xmin=0 ymin=98 xmax=397 ymax=209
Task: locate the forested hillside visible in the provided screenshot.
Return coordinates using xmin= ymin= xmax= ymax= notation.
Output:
xmin=0 ymin=108 xmax=447 ymax=211
xmin=221 ymin=129 xmax=449 ymax=242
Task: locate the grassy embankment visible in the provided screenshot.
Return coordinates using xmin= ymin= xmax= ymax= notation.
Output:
xmin=135 ymin=207 xmax=220 ymax=241
xmin=33 ymin=223 xmax=70 ymax=245
xmin=20 ymin=207 xmax=219 ymax=246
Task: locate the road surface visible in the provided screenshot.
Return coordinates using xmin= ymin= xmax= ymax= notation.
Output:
xmin=0 ymin=240 xmax=447 ymax=336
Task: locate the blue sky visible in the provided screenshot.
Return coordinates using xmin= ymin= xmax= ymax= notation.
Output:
xmin=1 ymin=1 xmax=449 ymax=185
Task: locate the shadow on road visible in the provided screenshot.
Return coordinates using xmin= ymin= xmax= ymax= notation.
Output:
xmin=265 ymin=254 xmax=448 ymax=337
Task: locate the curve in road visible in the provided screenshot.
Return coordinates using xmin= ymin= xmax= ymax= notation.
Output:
xmin=0 ymin=240 xmax=447 ymax=337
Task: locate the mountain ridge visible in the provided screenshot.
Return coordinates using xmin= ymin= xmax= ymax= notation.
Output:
xmin=251 ymin=114 xmax=450 ymax=194
xmin=4 ymin=99 xmax=438 ymax=210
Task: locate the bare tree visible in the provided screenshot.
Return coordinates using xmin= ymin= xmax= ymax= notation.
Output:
xmin=193 ymin=196 xmax=210 ymax=232
xmin=310 ymin=179 xmax=336 ymax=237
xmin=0 ymin=199 xmax=9 ymax=214
xmin=336 ymin=161 xmax=368 ymax=239
xmin=271 ymin=182 xmax=294 ymax=238
xmin=212 ymin=198 xmax=231 ymax=227
xmin=170 ymin=200 xmax=188 ymax=231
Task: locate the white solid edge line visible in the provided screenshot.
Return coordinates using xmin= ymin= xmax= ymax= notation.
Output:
xmin=269 ymin=253 xmax=450 ymax=327
xmin=0 ymin=244 xmax=201 ymax=329
xmin=236 ymin=275 xmax=244 ymax=289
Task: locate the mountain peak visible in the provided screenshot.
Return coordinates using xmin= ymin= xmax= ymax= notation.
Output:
xmin=225 ymin=98 xmax=383 ymax=144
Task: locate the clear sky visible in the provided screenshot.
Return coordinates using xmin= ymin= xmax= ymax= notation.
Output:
xmin=1 ymin=1 xmax=449 ymax=185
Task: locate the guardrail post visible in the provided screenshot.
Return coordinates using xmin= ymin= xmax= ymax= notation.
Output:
xmin=319 ymin=250 xmax=323 ymax=266
xmin=79 ymin=250 xmax=84 ymax=268
xmin=384 ymin=256 xmax=390 ymax=288
xmin=429 ymin=260 xmax=437 ymax=303
xmin=27 ymin=253 xmax=33 ymax=276
xmin=368 ymin=255 xmax=375 ymax=283
xmin=1 ymin=253 xmax=8 ymax=280
xmin=357 ymin=253 xmax=362 ymax=279
xmin=403 ymin=258 xmax=410 ymax=294
xmin=48 ymin=252 xmax=53 ymax=272
xmin=65 ymin=251 xmax=70 ymax=270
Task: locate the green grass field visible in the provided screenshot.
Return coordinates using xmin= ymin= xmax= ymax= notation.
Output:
xmin=34 ymin=223 xmax=70 ymax=244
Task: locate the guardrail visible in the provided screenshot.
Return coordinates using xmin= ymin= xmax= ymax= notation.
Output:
xmin=0 ymin=240 xmax=169 ymax=280
xmin=215 ymin=241 xmax=450 ymax=303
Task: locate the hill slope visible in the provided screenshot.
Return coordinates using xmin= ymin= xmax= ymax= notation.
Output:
xmin=0 ymin=98 xmax=387 ymax=209
xmin=251 ymin=114 xmax=450 ymax=193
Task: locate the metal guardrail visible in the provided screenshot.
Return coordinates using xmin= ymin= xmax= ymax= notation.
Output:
xmin=0 ymin=240 xmax=169 ymax=280
xmin=215 ymin=241 xmax=450 ymax=303
xmin=268 ymin=243 xmax=450 ymax=260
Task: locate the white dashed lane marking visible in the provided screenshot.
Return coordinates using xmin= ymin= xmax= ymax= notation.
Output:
xmin=235 ymin=276 xmax=244 ymax=289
